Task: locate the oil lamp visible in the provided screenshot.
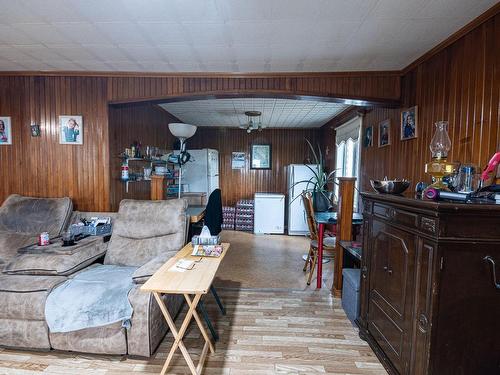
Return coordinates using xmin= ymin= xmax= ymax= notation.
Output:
xmin=424 ymin=121 xmax=458 ymax=190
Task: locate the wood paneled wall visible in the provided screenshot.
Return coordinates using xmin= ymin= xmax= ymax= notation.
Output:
xmin=188 ymin=127 xmax=321 ymax=206
xmin=108 ymin=103 xmax=178 ymax=211
xmin=0 ymin=76 xmax=109 ymax=211
xmin=0 ymin=72 xmax=400 ymax=211
xmin=358 ymin=13 xmax=499 ymax=191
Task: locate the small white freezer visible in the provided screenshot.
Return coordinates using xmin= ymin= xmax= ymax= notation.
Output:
xmin=253 ymin=193 xmax=285 ymax=234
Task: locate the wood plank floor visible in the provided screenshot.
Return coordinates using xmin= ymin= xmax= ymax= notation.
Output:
xmin=0 ymin=289 xmax=386 ymax=375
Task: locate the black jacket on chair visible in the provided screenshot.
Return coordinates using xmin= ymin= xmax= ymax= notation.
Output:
xmin=204 ymin=189 xmax=223 ymax=235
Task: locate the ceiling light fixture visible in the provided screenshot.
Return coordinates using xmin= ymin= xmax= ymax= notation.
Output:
xmin=240 ymin=111 xmax=264 ymax=133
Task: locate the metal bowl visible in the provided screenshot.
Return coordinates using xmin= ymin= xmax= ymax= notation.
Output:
xmin=370 ymin=179 xmax=410 ymax=194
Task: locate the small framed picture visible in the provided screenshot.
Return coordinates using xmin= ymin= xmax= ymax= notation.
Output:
xmin=378 ymin=119 xmax=391 ymax=148
xmin=231 ymin=152 xmax=246 ymax=169
xmin=250 ymin=144 xmax=271 ymax=170
xmin=0 ymin=117 xmax=12 ymax=145
xmin=363 ymin=126 xmax=373 ymax=147
xmin=59 ymin=115 xmax=83 ymax=145
xmin=401 ymin=106 xmax=418 ymax=140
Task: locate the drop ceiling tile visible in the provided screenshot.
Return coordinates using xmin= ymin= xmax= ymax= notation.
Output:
xmin=0 ymin=60 xmax=26 ymax=70
xmin=46 ymin=46 xmax=98 ymax=60
xmin=0 ymin=0 xmax=45 ymax=23
xmin=53 ymin=22 xmax=112 ymax=44
xmin=69 ymin=0 xmax=133 ymax=22
xmin=137 ymin=22 xmax=186 ymax=44
xmin=12 ymin=23 xmax=74 ymax=44
xmin=217 ymin=0 xmax=272 ymax=21
xmin=117 ymin=45 xmax=163 ymax=60
xmin=0 ymin=45 xmax=38 ymax=61
xmin=314 ymin=0 xmax=379 ymax=21
xmin=172 ymin=0 xmax=223 ymax=22
xmin=105 ymin=60 xmax=142 ymax=70
xmin=27 ymin=0 xmax=86 ymax=22
xmin=95 ymin=22 xmax=151 ymax=44
xmin=193 ymin=45 xmax=234 ymax=60
xmin=120 ymin=0 xmax=179 ymax=22
xmin=185 ymin=23 xmax=230 ymax=45
xmin=371 ymin=0 xmax=430 ymax=19
xmin=158 ymin=45 xmax=196 ymax=60
xmin=83 ymin=44 xmax=130 ymax=60
xmin=13 ymin=44 xmax=65 ymax=60
xmin=0 ymin=25 xmax=36 ymax=44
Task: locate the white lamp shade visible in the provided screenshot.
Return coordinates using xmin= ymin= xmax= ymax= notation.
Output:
xmin=168 ymin=123 xmax=197 ymax=139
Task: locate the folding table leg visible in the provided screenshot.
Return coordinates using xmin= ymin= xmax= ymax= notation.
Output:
xmin=210 ymin=285 xmax=226 ymax=315
xmin=198 ymin=299 xmax=219 ymax=341
xmin=153 ymin=292 xmax=207 ymax=375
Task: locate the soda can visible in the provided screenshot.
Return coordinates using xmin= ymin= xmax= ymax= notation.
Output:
xmin=38 ymin=232 xmax=50 ymax=246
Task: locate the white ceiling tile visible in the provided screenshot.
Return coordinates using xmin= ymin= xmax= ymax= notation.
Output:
xmin=137 ymin=23 xmax=186 ymax=44
xmin=185 ymin=23 xmax=230 ymax=45
xmin=45 ymin=45 xmax=98 ymax=61
xmin=95 ymin=22 xmax=151 ymax=44
xmin=173 ymin=0 xmax=223 ymax=22
xmin=68 ymin=0 xmax=133 ymax=22
xmin=120 ymin=0 xmax=179 ymax=22
xmin=118 ymin=45 xmax=163 ymax=60
xmin=83 ymin=45 xmax=130 ymax=60
xmin=0 ymin=0 xmax=497 ymax=72
xmin=158 ymin=45 xmax=196 ymax=60
xmin=12 ymin=23 xmax=74 ymax=44
xmin=0 ymin=25 xmax=36 ymax=44
xmin=53 ymin=23 xmax=111 ymax=44
xmin=0 ymin=0 xmax=45 ymax=23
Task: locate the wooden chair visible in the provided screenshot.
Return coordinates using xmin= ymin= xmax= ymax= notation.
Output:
xmin=302 ymin=192 xmax=336 ymax=285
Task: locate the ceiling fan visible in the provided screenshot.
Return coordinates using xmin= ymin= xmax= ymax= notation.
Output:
xmin=239 ymin=111 xmax=265 ymax=133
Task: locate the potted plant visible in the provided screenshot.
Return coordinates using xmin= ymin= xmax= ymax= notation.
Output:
xmin=292 ymin=139 xmax=337 ymax=212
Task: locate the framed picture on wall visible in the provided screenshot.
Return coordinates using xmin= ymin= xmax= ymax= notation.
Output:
xmin=363 ymin=126 xmax=373 ymax=147
xmin=401 ymin=106 xmax=418 ymax=140
xmin=231 ymin=152 xmax=246 ymax=169
xmin=250 ymin=144 xmax=271 ymax=169
xmin=59 ymin=115 xmax=83 ymax=145
xmin=378 ymin=119 xmax=391 ymax=147
xmin=0 ymin=117 xmax=12 ymax=145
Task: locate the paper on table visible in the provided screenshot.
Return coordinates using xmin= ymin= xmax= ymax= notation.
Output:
xmin=169 ymin=259 xmax=195 ymax=272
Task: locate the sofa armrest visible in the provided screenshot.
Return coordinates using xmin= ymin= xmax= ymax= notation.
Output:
xmin=132 ymin=251 xmax=178 ymax=284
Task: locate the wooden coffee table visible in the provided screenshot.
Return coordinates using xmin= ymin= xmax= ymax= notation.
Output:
xmin=141 ymin=242 xmax=230 ymax=375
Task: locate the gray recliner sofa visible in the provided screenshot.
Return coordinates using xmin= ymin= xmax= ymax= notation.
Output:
xmin=0 ymin=195 xmax=188 ymax=357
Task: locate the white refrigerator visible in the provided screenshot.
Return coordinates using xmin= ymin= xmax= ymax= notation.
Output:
xmin=287 ymin=164 xmax=317 ymax=235
xmin=254 ymin=193 xmax=285 ymax=234
xmin=181 ymin=149 xmax=219 ymax=196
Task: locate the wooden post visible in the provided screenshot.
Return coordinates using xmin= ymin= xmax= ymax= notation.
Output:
xmin=333 ymin=177 xmax=356 ymax=297
xmin=151 ymin=175 xmax=165 ymax=200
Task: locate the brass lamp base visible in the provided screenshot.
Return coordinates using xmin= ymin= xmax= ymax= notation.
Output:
xmin=425 ymin=160 xmax=458 ymax=191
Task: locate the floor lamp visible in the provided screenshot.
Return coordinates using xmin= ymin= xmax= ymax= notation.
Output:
xmin=168 ymin=123 xmax=197 ymax=199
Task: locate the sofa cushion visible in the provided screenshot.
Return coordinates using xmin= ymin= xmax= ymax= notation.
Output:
xmin=132 ymin=250 xmax=178 ymax=284
xmin=0 ymin=194 xmax=72 ymax=237
xmin=0 ymin=319 xmax=51 ymax=350
xmin=0 ymin=274 xmax=67 ymax=293
xmin=3 ymin=237 xmax=107 ymax=276
xmin=104 ymin=199 xmax=187 ymax=267
xmin=0 ymin=231 xmax=38 ymax=268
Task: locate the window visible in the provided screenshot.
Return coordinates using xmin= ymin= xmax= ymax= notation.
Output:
xmin=334 ymin=116 xmax=361 ymax=211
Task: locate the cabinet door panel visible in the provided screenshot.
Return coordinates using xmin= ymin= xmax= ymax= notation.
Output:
xmin=432 ymin=244 xmax=500 ymax=375
xmin=368 ymin=218 xmax=416 ymax=374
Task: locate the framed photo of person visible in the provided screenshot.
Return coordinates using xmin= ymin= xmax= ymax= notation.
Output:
xmin=378 ymin=119 xmax=391 ymax=148
xmin=250 ymin=144 xmax=271 ymax=169
xmin=0 ymin=117 xmax=12 ymax=145
xmin=401 ymin=106 xmax=418 ymax=140
xmin=59 ymin=115 xmax=83 ymax=145
xmin=363 ymin=126 xmax=373 ymax=147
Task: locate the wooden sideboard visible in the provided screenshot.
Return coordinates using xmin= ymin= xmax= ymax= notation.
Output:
xmin=358 ymin=192 xmax=500 ymax=375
